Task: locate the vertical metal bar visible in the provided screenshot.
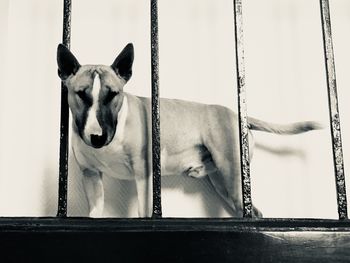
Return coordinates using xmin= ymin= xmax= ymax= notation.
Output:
xmin=151 ymin=0 xmax=162 ymax=218
xmin=233 ymin=0 xmax=252 ymax=218
xmin=320 ymin=0 xmax=348 ymax=220
xmin=57 ymin=0 xmax=72 ymax=218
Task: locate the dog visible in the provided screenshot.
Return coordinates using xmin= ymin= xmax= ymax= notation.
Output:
xmin=57 ymin=43 xmax=322 ymax=218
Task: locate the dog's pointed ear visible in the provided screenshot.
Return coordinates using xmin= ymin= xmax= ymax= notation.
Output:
xmin=57 ymin=44 xmax=81 ymax=80
xmin=111 ymin=43 xmax=134 ymax=82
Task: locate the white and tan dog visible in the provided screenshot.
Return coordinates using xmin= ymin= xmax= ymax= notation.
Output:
xmin=57 ymin=43 xmax=321 ymax=218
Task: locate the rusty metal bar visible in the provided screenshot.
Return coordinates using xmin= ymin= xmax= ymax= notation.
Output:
xmin=320 ymin=0 xmax=348 ymax=220
xmin=233 ymin=0 xmax=252 ymax=218
xmin=57 ymin=0 xmax=72 ymax=218
xmin=151 ymin=0 xmax=162 ymax=218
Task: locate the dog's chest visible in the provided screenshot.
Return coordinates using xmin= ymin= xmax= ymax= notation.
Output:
xmin=72 ymin=134 xmax=133 ymax=180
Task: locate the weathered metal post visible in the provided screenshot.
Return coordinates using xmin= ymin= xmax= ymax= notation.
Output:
xmin=57 ymin=0 xmax=72 ymax=218
xmin=233 ymin=0 xmax=253 ymax=218
xmin=320 ymin=0 xmax=348 ymax=220
xmin=151 ymin=0 xmax=162 ymax=218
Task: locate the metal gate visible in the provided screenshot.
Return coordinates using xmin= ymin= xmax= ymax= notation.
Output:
xmin=0 ymin=1 xmax=349 ymax=262
xmin=57 ymin=0 xmax=347 ymax=220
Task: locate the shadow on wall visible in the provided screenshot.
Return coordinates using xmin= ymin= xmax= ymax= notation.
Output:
xmin=161 ymin=174 xmax=234 ymax=217
xmin=43 ymin=138 xmax=308 ymax=217
xmin=64 ymin=137 xmax=309 ymax=218
xmin=255 ymin=142 xmax=306 ymax=159
xmin=66 ymin=152 xmax=234 ymax=218
xmin=42 ymin=166 xmax=59 ymax=216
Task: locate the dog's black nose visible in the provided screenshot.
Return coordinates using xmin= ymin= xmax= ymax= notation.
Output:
xmin=90 ymin=134 xmax=107 ymax=148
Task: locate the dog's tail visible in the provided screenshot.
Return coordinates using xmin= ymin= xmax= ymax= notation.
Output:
xmin=247 ymin=117 xmax=324 ymax=135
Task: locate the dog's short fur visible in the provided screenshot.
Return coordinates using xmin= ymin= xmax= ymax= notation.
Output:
xmin=57 ymin=43 xmax=322 ymax=217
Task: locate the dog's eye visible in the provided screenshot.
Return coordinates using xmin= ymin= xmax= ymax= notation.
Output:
xmin=104 ymin=91 xmax=119 ymax=104
xmin=77 ymin=90 xmax=87 ymax=100
xmin=76 ymin=90 xmax=92 ymax=106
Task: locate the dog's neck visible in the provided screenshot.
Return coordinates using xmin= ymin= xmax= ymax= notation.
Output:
xmin=71 ymin=95 xmax=133 ymax=179
xmin=114 ymin=95 xmax=128 ymax=143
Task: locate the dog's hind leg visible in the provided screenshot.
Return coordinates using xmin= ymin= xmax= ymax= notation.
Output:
xmin=205 ymin=133 xmax=261 ymax=217
xmin=208 ymin=169 xmax=262 ymax=218
xmin=205 ymin=141 xmax=244 ymax=217
xmin=208 ymin=171 xmax=241 ymax=216
xmin=203 ymin=106 xmax=262 ymax=217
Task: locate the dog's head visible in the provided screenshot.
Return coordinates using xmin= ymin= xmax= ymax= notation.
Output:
xmin=57 ymin=43 xmax=134 ymax=148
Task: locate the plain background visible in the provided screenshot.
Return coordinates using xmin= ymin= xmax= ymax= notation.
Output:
xmin=0 ymin=0 xmax=349 ymax=218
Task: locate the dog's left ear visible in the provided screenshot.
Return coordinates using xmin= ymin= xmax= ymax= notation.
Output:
xmin=57 ymin=44 xmax=81 ymax=80
xmin=111 ymin=43 xmax=134 ymax=82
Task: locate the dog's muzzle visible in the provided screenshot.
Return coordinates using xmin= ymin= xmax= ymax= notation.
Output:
xmin=90 ymin=133 xmax=107 ymax=148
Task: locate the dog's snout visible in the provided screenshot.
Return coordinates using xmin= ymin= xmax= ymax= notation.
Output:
xmin=90 ymin=134 xmax=107 ymax=148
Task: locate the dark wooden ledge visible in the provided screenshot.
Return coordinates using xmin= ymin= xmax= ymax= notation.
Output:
xmin=0 ymin=217 xmax=349 ymax=262
xmin=0 ymin=217 xmax=350 ymax=232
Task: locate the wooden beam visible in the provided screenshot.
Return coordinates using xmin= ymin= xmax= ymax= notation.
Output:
xmin=0 ymin=218 xmax=349 ymax=262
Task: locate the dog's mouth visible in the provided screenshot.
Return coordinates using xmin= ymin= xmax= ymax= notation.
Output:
xmin=78 ymin=120 xmax=118 ymax=149
xmin=89 ymin=133 xmax=108 ymax=149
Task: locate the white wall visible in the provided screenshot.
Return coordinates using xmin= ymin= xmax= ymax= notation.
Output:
xmin=0 ymin=0 xmax=349 ymax=218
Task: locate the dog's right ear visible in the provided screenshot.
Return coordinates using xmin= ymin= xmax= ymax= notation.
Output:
xmin=57 ymin=44 xmax=81 ymax=80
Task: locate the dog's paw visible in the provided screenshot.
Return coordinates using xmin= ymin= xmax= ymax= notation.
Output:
xmin=252 ymin=206 xmax=263 ymax=218
xmin=89 ymin=208 xmax=103 ymax=218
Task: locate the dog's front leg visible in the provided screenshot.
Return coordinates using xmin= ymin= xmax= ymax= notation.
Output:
xmin=82 ymin=169 xmax=104 ymax=218
xmin=135 ymin=174 xmax=152 ymax=217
